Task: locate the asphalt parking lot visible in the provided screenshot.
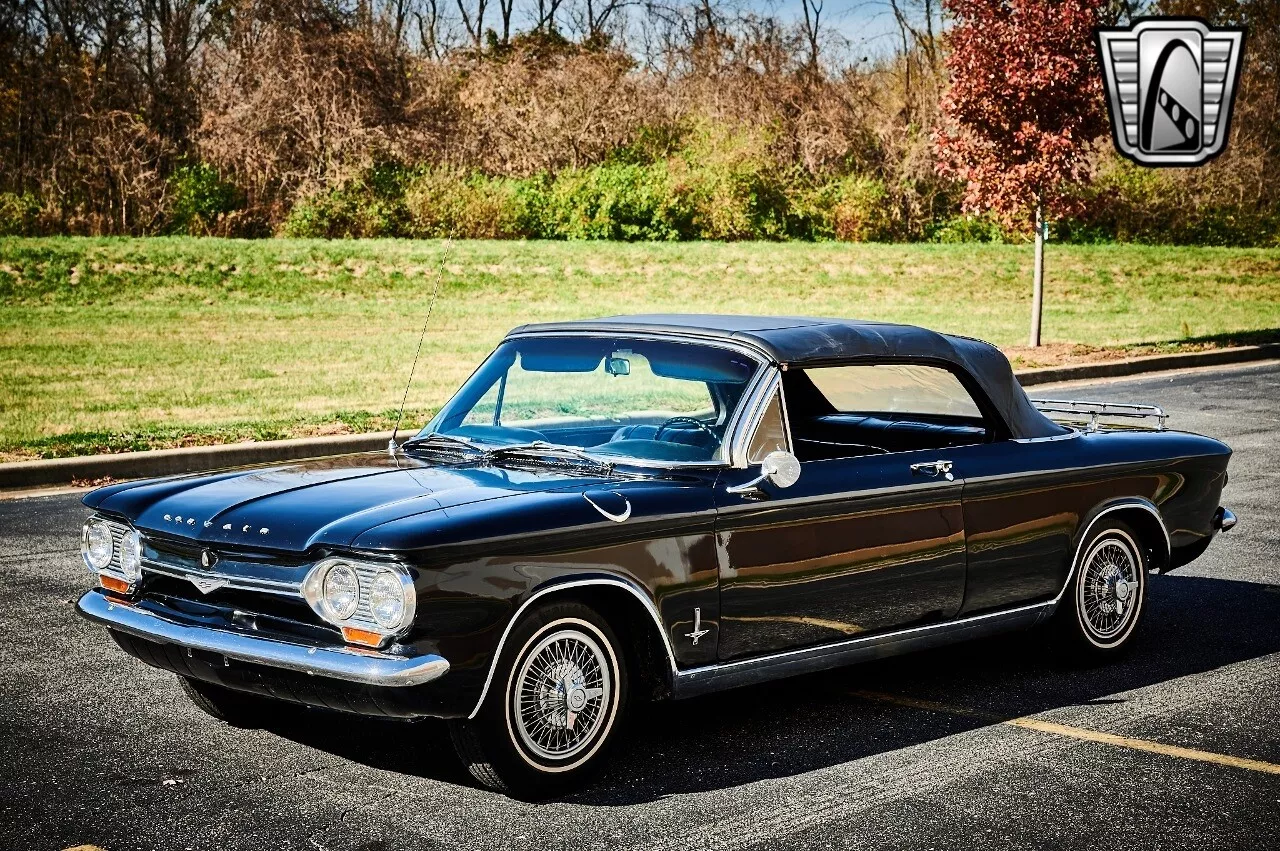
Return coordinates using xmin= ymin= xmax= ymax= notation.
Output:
xmin=2 ymin=361 xmax=1278 ymax=851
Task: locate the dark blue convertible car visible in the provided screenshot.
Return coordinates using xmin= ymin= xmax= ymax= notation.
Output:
xmin=76 ymin=315 xmax=1236 ymax=795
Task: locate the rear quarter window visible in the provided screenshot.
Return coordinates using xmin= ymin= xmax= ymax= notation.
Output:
xmin=804 ymin=364 xmax=981 ymax=418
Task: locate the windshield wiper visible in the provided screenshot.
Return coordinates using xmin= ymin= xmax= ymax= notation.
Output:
xmin=400 ymin=432 xmax=487 ymax=455
xmin=483 ymin=441 xmax=615 ymax=474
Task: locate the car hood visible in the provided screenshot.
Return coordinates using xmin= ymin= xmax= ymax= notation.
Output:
xmin=84 ymin=451 xmax=619 ymax=553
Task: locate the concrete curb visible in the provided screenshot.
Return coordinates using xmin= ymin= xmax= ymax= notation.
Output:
xmin=3 ymin=343 xmax=1278 ymax=490
xmin=0 ymin=431 xmax=394 ymax=490
xmin=1014 ymin=342 xmax=1280 ymax=386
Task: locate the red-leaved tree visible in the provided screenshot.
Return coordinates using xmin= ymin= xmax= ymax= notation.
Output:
xmin=936 ymin=0 xmax=1107 ymax=347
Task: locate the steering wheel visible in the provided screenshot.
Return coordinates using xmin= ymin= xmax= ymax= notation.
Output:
xmin=654 ymin=416 xmax=718 ymax=442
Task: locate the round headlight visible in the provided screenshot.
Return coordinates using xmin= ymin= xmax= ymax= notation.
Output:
xmin=369 ymin=570 xmax=406 ymax=629
xmin=322 ymin=563 xmax=360 ymax=620
xmin=119 ymin=530 xmax=143 ymax=581
xmin=83 ymin=519 xmax=114 ymax=571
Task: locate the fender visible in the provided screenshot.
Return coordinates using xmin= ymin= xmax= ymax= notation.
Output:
xmin=1049 ymin=497 xmax=1171 ymax=613
xmin=466 ymin=572 xmax=679 ymax=719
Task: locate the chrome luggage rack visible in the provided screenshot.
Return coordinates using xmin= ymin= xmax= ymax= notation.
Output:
xmin=1031 ymin=398 xmax=1168 ymax=432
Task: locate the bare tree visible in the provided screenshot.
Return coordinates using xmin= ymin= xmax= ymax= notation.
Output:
xmin=136 ymin=0 xmax=223 ymax=145
xmin=496 ymin=0 xmax=514 ymax=43
xmin=415 ymin=0 xmax=446 ymax=56
xmin=455 ymin=0 xmax=487 ymax=47
xmin=579 ymin=0 xmax=633 ymax=39
xmin=534 ymin=0 xmax=566 ymax=32
xmin=798 ymin=0 xmax=822 ymax=69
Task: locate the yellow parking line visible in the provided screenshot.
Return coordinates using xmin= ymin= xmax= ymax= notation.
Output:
xmin=851 ymin=690 xmax=1280 ymax=776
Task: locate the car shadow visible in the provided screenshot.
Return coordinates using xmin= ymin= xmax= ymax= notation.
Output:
xmin=261 ymin=572 xmax=1280 ymax=803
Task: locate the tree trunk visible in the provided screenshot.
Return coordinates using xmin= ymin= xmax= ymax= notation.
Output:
xmin=1029 ymin=203 xmax=1045 ymax=348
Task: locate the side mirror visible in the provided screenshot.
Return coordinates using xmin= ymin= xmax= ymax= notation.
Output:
xmin=726 ymin=451 xmax=801 ymax=495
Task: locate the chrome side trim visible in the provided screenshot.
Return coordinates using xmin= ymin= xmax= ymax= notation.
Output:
xmin=77 ymin=590 xmax=450 ymax=688
xmin=1012 ymin=429 xmax=1083 ymax=444
xmin=467 ymin=575 xmax=678 ymax=718
xmin=671 ymin=600 xmax=1054 ymax=698
xmin=1054 ymin=499 xmax=1170 ymax=600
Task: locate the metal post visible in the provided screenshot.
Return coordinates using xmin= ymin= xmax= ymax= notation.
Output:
xmin=1029 ymin=203 xmax=1045 ymax=348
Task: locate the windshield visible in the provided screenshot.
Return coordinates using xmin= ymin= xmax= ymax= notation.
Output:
xmin=420 ymin=336 xmax=762 ymax=463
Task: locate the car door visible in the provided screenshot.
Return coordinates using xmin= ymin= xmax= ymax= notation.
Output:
xmin=713 ymin=363 xmax=982 ymax=661
xmin=952 ymin=435 xmax=1108 ymax=616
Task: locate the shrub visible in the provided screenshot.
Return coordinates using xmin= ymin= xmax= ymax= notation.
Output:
xmin=283 ymin=162 xmax=415 ymax=238
xmin=0 ymin=192 xmax=42 ymax=236
xmin=667 ymin=123 xmax=790 ymax=241
xmin=167 ymin=162 xmax=244 ymax=235
xmin=927 ymin=212 xmax=1013 ymax=243
xmin=541 ymin=163 xmax=688 ymax=240
xmin=1058 ymin=156 xmax=1280 ymax=247
xmin=796 ymin=176 xmax=895 ymax=242
xmin=404 ymin=168 xmax=540 ymax=239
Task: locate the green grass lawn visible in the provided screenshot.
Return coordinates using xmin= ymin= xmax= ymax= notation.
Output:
xmin=3 ymin=237 xmax=1279 ymax=461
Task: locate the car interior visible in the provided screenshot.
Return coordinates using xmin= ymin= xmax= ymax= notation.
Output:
xmin=782 ymin=366 xmax=992 ymax=462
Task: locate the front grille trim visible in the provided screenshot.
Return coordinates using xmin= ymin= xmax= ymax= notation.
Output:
xmin=141 ymin=556 xmax=302 ymax=598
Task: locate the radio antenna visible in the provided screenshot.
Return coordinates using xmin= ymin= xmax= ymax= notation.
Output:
xmin=388 ymin=236 xmax=454 ymax=455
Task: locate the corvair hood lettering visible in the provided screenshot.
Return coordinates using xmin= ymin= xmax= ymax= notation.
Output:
xmin=84 ymin=452 xmax=619 ymax=552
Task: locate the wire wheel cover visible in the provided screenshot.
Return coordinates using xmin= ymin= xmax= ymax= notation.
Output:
xmin=512 ymin=628 xmax=612 ymax=761
xmin=1079 ymin=536 xmax=1141 ymax=640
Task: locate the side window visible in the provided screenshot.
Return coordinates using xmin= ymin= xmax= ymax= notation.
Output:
xmin=805 ymin=364 xmax=981 ymax=418
xmin=785 ymin=364 xmax=989 ymax=461
xmin=747 ymin=391 xmax=789 ymax=462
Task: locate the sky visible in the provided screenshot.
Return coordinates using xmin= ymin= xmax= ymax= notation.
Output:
xmin=769 ymin=1 xmax=941 ymax=57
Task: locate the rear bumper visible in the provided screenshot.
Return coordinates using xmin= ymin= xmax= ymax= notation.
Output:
xmin=76 ymin=589 xmax=450 ymax=688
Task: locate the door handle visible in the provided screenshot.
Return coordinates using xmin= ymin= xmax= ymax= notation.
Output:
xmin=910 ymin=460 xmax=954 ymax=481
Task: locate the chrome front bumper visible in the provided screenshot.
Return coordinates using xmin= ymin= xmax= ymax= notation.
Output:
xmin=76 ymin=590 xmax=450 ymax=688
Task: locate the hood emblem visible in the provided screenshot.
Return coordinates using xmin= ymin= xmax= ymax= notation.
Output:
xmin=199 ymin=549 xmax=218 ymax=570
xmin=190 ymin=576 xmax=228 ymax=595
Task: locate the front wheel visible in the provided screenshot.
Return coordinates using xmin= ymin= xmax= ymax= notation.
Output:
xmin=1051 ymin=520 xmax=1148 ymax=661
xmin=449 ymin=600 xmax=628 ymax=797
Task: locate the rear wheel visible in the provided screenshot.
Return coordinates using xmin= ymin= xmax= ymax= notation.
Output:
xmin=449 ymin=600 xmax=627 ymax=797
xmin=178 ymin=676 xmax=277 ymax=728
xmin=1052 ymin=520 xmax=1147 ymax=661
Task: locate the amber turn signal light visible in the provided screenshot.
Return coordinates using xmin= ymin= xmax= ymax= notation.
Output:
xmin=341 ymin=626 xmax=386 ymax=647
xmin=99 ymin=574 xmax=132 ymax=594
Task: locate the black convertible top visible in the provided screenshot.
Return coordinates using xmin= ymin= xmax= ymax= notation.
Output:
xmin=509 ymin=314 xmax=1066 ymax=439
